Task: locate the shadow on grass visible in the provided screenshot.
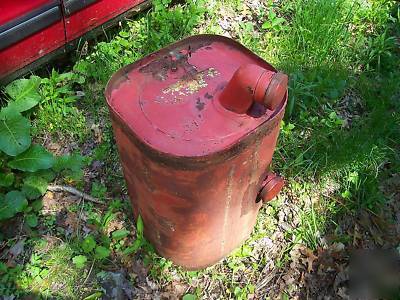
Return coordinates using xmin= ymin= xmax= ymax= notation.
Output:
xmin=274 ymin=62 xmax=400 ymax=298
xmin=0 ymin=202 xmax=144 ymax=300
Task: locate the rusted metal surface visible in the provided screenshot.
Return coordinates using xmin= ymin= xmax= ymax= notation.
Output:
xmin=105 ymin=35 xmax=287 ymax=269
xmin=258 ymin=173 xmax=285 ymax=203
xmin=219 ymin=64 xmax=288 ymax=114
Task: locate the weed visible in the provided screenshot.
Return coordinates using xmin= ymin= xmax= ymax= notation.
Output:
xmin=232 ymin=284 xmax=255 ymax=300
xmin=363 ymin=30 xmax=396 ymax=71
xmin=13 ymin=242 xmax=84 ymax=298
xmin=296 ymin=201 xmax=325 ymax=250
xmin=123 ymin=215 xmax=152 ymax=255
xmin=90 ymin=181 xmax=107 ymax=199
xmin=33 ymin=70 xmax=87 ymax=141
xmin=262 ymin=9 xmax=287 ymax=32
xmin=0 ymin=77 xmax=82 ymax=222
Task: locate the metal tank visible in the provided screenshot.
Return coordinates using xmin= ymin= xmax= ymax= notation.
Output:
xmin=105 ymin=35 xmax=288 ymax=270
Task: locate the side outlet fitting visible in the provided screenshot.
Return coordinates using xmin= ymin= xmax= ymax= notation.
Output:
xmin=219 ymin=64 xmax=288 ymax=114
xmin=258 ymin=173 xmax=284 ymax=203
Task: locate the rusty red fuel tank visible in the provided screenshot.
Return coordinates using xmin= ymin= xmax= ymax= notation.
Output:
xmin=105 ymin=35 xmax=288 ymax=270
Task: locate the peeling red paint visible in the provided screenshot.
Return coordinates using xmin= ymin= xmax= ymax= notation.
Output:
xmin=105 ymin=35 xmax=287 ymax=269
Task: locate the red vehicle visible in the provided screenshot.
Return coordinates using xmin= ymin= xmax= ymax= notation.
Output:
xmin=0 ymin=0 xmax=149 ymax=83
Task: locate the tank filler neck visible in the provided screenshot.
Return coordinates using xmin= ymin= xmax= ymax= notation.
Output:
xmin=219 ymin=64 xmax=288 ymax=114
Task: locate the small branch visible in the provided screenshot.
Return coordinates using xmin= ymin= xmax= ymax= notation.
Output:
xmin=83 ymin=259 xmax=96 ymax=286
xmin=47 ymin=185 xmax=104 ymax=204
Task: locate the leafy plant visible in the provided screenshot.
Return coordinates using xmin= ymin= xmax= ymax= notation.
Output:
xmin=182 ymin=294 xmax=197 ymax=300
xmin=91 ymin=181 xmax=107 ymax=199
xmin=94 ymin=246 xmax=110 ymax=260
xmin=123 ymin=215 xmax=149 ymax=255
xmin=72 ymin=255 xmax=87 ymax=269
xmin=0 ymin=76 xmax=83 ymax=222
xmin=79 ymin=233 xmax=111 ymax=261
xmin=82 ymin=235 xmax=97 ymax=253
xmin=11 ymin=242 xmax=83 ymax=298
xmin=262 ymin=9 xmax=287 ymax=32
xmin=25 ymin=214 xmax=39 ymax=228
xmin=144 ymin=0 xmax=205 ymax=52
xmin=34 ymin=69 xmax=87 ymax=141
xmin=233 ymin=284 xmax=255 ymax=300
xmin=363 ymin=30 xmax=396 ymax=71
xmin=111 ymin=229 xmax=130 ymax=241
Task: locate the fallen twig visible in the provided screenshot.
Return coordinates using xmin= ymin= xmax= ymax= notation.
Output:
xmin=83 ymin=259 xmax=96 ymax=286
xmin=47 ymin=185 xmax=104 ymax=204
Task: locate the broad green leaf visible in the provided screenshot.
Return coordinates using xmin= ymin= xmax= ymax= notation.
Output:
xmin=53 ymin=153 xmax=84 ymax=172
xmin=52 ymin=155 xmax=71 ymax=172
xmin=282 ymin=293 xmax=289 ymax=300
xmin=271 ymin=17 xmax=285 ymax=27
xmin=111 ymin=229 xmax=130 ymax=241
xmin=0 ymin=173 xmax=14 ymax=187
xmin=22 ymin=175 xmax=49 ymax=200
xmin=31 ymin=199 xmax=43 ymax=212
xmin=329 ymin=111 xmax=338 ymax=119
xmin=0 ymin=113 xmax=31 ymax=156
xmin=119 ymin=31 xmax=130 ymax=38
xmin=0 ymin=261 xmax=7 ymax=273
xmin=262 ymin=22 xmax=272 ymax=30
xmin=0 ymin=105 xmax=20 ymax=120
xmin=53 ymin=153 xmax=84 ymax=181
xmin=82 ymin=235 xmax=97 ymax=253
xmin=8 ymin=145 xmax=54 ymax=172
xmin=6 ymin=191 xmax=28 ymax=213
xmin=183 ymin=294 xmax=196 ymax=300
xmin=72 ymin=255 xmax=87 ymax=269
xmin=1 ymin=99 xmax=38 ymax=116
xmin=0 ymin=191 xmax=28 ymax=221
xmin=94 ymin=246 xmax=110 ymax=260
xmin=5 ymin=77 xmax=41 ymax=101
xmin=26 ymin=214 xmax=38 ymax=228
xmin=0 ymin=194 xmax=10 ymax=220
xmin=123 ymin=239 xmax=142 ymax=255
xmin=0 ymin=77 xmax=41 ymax=118
xmin=30 ymin=169 xmax=56 ymax=182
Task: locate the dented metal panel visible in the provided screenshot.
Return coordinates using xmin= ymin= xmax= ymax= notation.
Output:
xmin=105 ymin=34 xmax=287 ymax=269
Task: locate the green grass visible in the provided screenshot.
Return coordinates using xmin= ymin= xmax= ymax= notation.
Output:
xmin=1 ymin=0 xmax=399 ymax=298
xmin=9 ymin=241 xmax=85 ymax=298
xmin=278 ymin=0 xmax=356 ymax=68
xmin=33 ymin=69 xmax=88 ymax=142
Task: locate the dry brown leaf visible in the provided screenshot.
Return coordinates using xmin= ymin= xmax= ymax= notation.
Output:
xmin=65 ymin=212 xmax=79 ymax=232
xmin=91 ymin=123 xmax=103 ymax=143
xmin=302 ymin=248 xmax=318 ymax=273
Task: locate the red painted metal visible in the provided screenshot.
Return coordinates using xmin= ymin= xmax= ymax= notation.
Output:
xmin=0 ymin=22 xmax=65 ymax=79
xmin=64 ymin=0 xmax=145 ymax=42
xmin=258 ymin=173 xmax=285 ymax=203
xmin=219 ymin=64 xmax=288 ymax=114
xmin=0 ymin=0 xmax=146 ymax=80
xmin=0 ymin=0 xmax=50 ymax=26
xmin=105 ymin=35 xmax=287 ymax=269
